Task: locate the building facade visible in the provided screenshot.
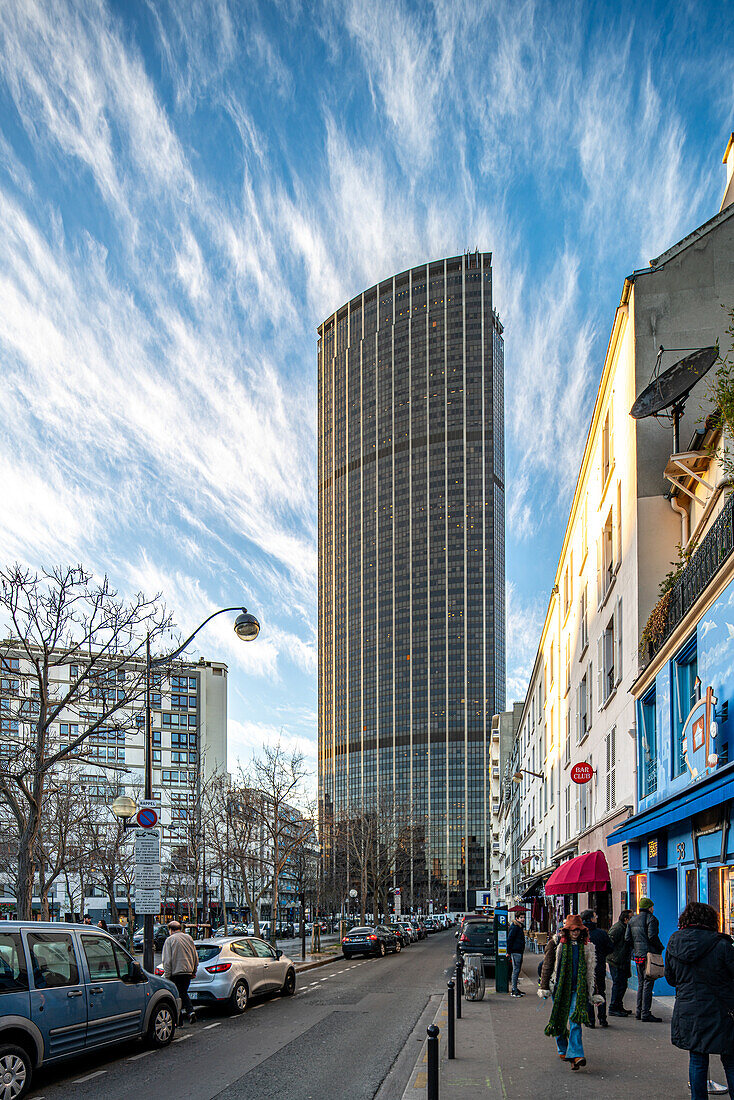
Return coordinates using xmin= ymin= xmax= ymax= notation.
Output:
xmin=0 ymin=645 xmax=227 ymax=920
xmin=513 ymin=137 xmax=734 ymax=930
xmin=318 ymin=251 xmax=506 ymax=911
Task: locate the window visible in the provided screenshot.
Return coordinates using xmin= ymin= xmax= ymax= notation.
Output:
xmin=28 ymin=932 xmax=79 ymax=988
xmin=565 ymin=637 xmax=571 ymax=694
xmin=81 ymin=935 xmax=118 ymax=980
xmin=581 ymin=496 xmax=588 ymax=563
xmin=563 ymin=565 xmax=570 ymax=616
xmin=250 ymin=939 xmax=276 ymax=959
xmin=0 ymin=932 xmax=28 ymax=994
xmin=639 ymin=688 xmax=657 ymax=796
xmin=674 ymin=637 xmax=698 ymax=776
xmin=580 ymin=585 xmax=588 ymax=651
xmin=602 ymin=406 xmax=613 ymax=484
xmin=564 ymin=785 xmax=571 ymax=840
xmin=231 ymin=940 xmax=256 ymax=958
xmin=598 ymin=602 xmax=622 ymax=706
xmin=597 ymin=508 xmax=615 ymax=603
xmin=564 ymin=711 xmax=571 ymax=767
xmin=605 ymin=727 xmax=616 ymax=812
xmin=578 ymin=674 xmax=588 ymax=742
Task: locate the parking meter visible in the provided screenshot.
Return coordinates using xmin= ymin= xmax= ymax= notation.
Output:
xmin=494 ymin=908 xmax=508 ymax=993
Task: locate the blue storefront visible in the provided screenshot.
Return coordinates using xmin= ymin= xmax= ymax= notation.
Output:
xmin=608 ymin=541 xmax=734 ymax=995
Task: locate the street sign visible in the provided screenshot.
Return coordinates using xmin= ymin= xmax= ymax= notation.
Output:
xmin=571 ymin=762 xmax=594 ymax=784
xmin=394 ymin=892 xmax=402 ymax=916
xmin=135 ymin=829 xmax=161 ymax=915
xmin=136 ymin=807 xmax=158 ymax=828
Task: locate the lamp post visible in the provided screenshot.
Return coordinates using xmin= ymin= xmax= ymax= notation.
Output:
xmin=512 ymin=769 xmax=544 ymax=783
xmin=141 ymin=606 xmax=260 ymax=972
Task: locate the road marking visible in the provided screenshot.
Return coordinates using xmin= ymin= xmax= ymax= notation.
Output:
xmin=203 ymin=1022 xmax=221 ymax=1029
xmin=127 ymin=1051 xmax=153 ymax=1061
xmin=173 ymin=1034 xmax=192 ymax=1043
xmin=75 ymin=1070 xmax=107 ymax=1083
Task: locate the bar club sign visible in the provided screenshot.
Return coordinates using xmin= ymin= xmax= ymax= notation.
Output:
xmin=571 ymin=762 xmax=594 ymax=784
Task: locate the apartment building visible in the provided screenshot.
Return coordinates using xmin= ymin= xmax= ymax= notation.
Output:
xmin=514 ymin=135 xmax=734 ymax=928
xmin=0 ymin=644 xmax=227 ymax=920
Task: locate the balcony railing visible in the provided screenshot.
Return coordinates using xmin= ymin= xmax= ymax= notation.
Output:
xmin=642 ymin=492 xmax=734 ymax=666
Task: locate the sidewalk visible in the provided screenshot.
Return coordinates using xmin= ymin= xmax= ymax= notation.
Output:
xmin=404 ymin=955 xmax=697 ymax=1099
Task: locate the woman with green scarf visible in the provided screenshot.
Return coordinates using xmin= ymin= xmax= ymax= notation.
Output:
xmin=538 ymin=913 xmax=603 ymax=1070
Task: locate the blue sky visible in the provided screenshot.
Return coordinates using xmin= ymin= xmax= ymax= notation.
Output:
xmin=0 ymin=0 xmax=731 ymax=776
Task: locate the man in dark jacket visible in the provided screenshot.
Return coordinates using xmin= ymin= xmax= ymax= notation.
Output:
xmin=607 ymin=909 xmax=633 ymax=1016
xmin=625 ymin=897 xmax=664 ymax=1021
xmin=665 ymin=901 xmax=734 ymax=1100
xmin=506 ymin=911 xmax=526 ymax=997
xmin=581 ymin=910 xmax=612 ymax=1026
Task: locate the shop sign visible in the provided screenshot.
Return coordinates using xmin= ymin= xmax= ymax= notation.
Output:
xmin=571 ymin=762 xmax=594 ymax=784
xmin=647 ymin=838 xmax=659 ymax=867
xmin=682 ymin=686 xmax=720 ymax=782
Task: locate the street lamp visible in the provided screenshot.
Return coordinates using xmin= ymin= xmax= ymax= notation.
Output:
xmin=512 ymin=769 xmax=544 ymax=783
xmin=141 ymin=605 xmax=260 ymax=972
xmin=111 ymin=795 xmax=138 ymax=830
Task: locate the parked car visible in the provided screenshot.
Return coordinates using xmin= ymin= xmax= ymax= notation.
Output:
xmin=456 ymin=915 xmax=496 ymax=973
xmin=387 ymin=923 xmax=411 ymax=947
xmin=106 ymin=923 xmax=129 ymax=947
xmin=0 ymin=921 xmax=179 ymax=1099
xmin=156 ymin=936 xmax=296 ymax=1013
xmin=396 ymin=920 xmax=418 ymax=942
xmin=132 ymin=923 xmax=170 ymax=952
xmin=341 ymin=925 xmax=401 ymax=959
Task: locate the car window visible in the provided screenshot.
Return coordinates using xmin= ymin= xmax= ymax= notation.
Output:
xmin=230 ymin=940 xmax=255 ymax=958
xmin=0 ymin=932 xmax=28 ymax=994
xmin=28 ymin=932 xmax=80 ymax=988
xmin=195 ymin=945 xmax=220 ymax=963
xmin=466 ymin=922 xmax=493 ymax=936
xmin=347 ymin=927 xmax=370 ymax=935
xmin=250 ymin=939 xmax=276 ymax=959
xmin=82 ymin=935 xmax=119 ymax=981
xmin=112 ymin=942 xmax=135 ymax=981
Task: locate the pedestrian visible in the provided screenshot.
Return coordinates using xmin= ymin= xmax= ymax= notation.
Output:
xmin=162 ymin=919 xmax=199 ymax=1025
xmin=607 ymin=909 xmax=633 ymax=1016
xmin=625 ymin=897 xmax=664 ymax=1021
xmin=507 ymin=910 xmax=526 ymax=997
xmin=97 ymin=918 xmax=108 ymax=932
xmin=83 ymin=915 xmax=92 ymax=925
xmin=580 ymin=910 xmax=612 ymax=1027
xmin=665 ymin=902 xmax=734 ymax=1100
xmin=538 ymin=913 xmax=603 ymax=1071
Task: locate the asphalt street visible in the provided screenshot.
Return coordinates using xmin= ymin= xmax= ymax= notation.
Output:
xmin=27 ymin=931 xmax=453 ymax=1100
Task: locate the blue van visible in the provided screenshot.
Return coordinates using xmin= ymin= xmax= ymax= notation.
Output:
xmin=0 ymin=921 xmax=180 ymax=1098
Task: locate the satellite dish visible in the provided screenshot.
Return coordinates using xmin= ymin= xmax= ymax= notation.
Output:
xmin=630 ymin=346 xmax=718 ymax=420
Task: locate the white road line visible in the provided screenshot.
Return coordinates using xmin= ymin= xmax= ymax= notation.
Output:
xmin=127 ymin=1051 xmax=153 ymax=1061
xmin=75 ymin=1070 xmax=107 ymax=1082
xmin=203 ymin=1022 xmax=221 ymax=1029
xmin=173 ymin=1034 xmax=192 ymax=1043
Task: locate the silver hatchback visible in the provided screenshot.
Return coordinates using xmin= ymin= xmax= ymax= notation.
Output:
xmin=176 ymin=937 xmax=296 ymax=1013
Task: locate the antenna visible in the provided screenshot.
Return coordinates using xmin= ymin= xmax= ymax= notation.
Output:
xmin=629 ymin=345 xmax=718 ymax=452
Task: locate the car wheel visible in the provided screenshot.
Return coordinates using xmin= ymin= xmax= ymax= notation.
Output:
xmin=230 ymin=979 xmax=249 ymax=1014
xmin=395 ymin=940 xmax=402 ymax=953
xmin=0 ymin=1044 xmax=32 ymax=1100
xmin=378 ymin=942 xmax=386 ymax=957
xmin=147 ymin=1001 xmax=176 ymax=1048
xmin=281 ymin=969 xmax=296 ymax=996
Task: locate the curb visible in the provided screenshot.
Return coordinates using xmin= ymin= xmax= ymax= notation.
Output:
xmin=400 ymin=992 xmax=448 ymax=1099
xmin=294 ymin=952 xmax=344 ymax=974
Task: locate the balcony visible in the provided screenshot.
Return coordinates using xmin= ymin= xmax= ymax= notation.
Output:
xmin=641 ymin=492 xmax=734 ymax=666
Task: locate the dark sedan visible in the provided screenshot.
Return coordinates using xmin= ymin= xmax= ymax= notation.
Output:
xmin=456 ymin=916 xmax=496 ymax=973
xmin=342 ymin=925 xmax=401 ymax=958
xmin=132 ymin=923 xmax=170 ymax=952
xmin=387 ymin=923 xmax=411 ymax=947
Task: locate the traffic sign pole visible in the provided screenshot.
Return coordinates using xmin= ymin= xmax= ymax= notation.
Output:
xmin=143 ymin=633 xmax=154 ymax=974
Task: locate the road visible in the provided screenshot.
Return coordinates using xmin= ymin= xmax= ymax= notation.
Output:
xmin=28 ymin=932 xmax=453 ymax=1100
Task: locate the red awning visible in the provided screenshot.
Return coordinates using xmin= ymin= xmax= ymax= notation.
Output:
xmin=544 ymin=850 xmax=610 ymax=896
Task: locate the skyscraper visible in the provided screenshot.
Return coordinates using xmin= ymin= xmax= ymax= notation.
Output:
xmin=318 ymin=252 xmax=505 ymax=911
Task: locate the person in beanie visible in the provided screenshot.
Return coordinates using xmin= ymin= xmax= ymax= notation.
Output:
xmin=665 ymin=902 xmax=734 ymax=1100
xmin=625 ymin=897 xmax=664 ymax=1021
xmin=507 ymin=911 xmax=526 ymax=997
xmin=607 ymin=910 xmax=633 ymax=1016
xmin=580 ymin=910 xmax=612 ymax=1027
xmin=162 ymin=920 xmax=199 ymax=1024
xmin=538 ymin=913 xmax=603 ymax=1071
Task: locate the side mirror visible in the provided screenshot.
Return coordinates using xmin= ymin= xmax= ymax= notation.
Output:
xmin=276 ymin=950 xmax=283 ymax=959
xmin=130 ymin=962 xmax=146 ymax=983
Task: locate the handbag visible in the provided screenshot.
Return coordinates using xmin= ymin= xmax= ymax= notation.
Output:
xmin=645 ymin=952 xmax=665 ymax=979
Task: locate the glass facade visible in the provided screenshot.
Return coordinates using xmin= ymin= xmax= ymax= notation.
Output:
xmin=318 ymin=252 xmax=506 ymax=911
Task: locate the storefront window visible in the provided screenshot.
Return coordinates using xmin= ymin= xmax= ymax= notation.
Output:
xmin=630 ymin=872 xmax=648 ymax=910
xmin=709 ymin=866 xmax=734 ymax=935
xmin=685 ymin=869 xmax=699 ymax=905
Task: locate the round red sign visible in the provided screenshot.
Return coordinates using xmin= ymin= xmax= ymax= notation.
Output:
xmin=571 ymin=762 xmax=594 ymax=785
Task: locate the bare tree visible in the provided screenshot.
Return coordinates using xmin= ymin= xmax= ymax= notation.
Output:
xmin=251 ymin=741 xmax=314 ymax=945
xmin=0 ymin=565 xmax=170 ymax=919
xmin=226 ymin=774 xmax=270 ymax=937
xmin=34 ymin=772 xmax=87 ymax=920
xmin=78 ymin=775 xmax=136 ymax=923
xmin=343 ymin=791 xmax=417 ymax=925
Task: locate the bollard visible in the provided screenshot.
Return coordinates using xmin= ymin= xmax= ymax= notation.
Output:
xmin=447 ymin=979 xmax=456 ymax=1059
xmin=455 ymin=958 xmax=463 ymax=1018
xmin=426 ymin=1023 xmax=440 ymax=1100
